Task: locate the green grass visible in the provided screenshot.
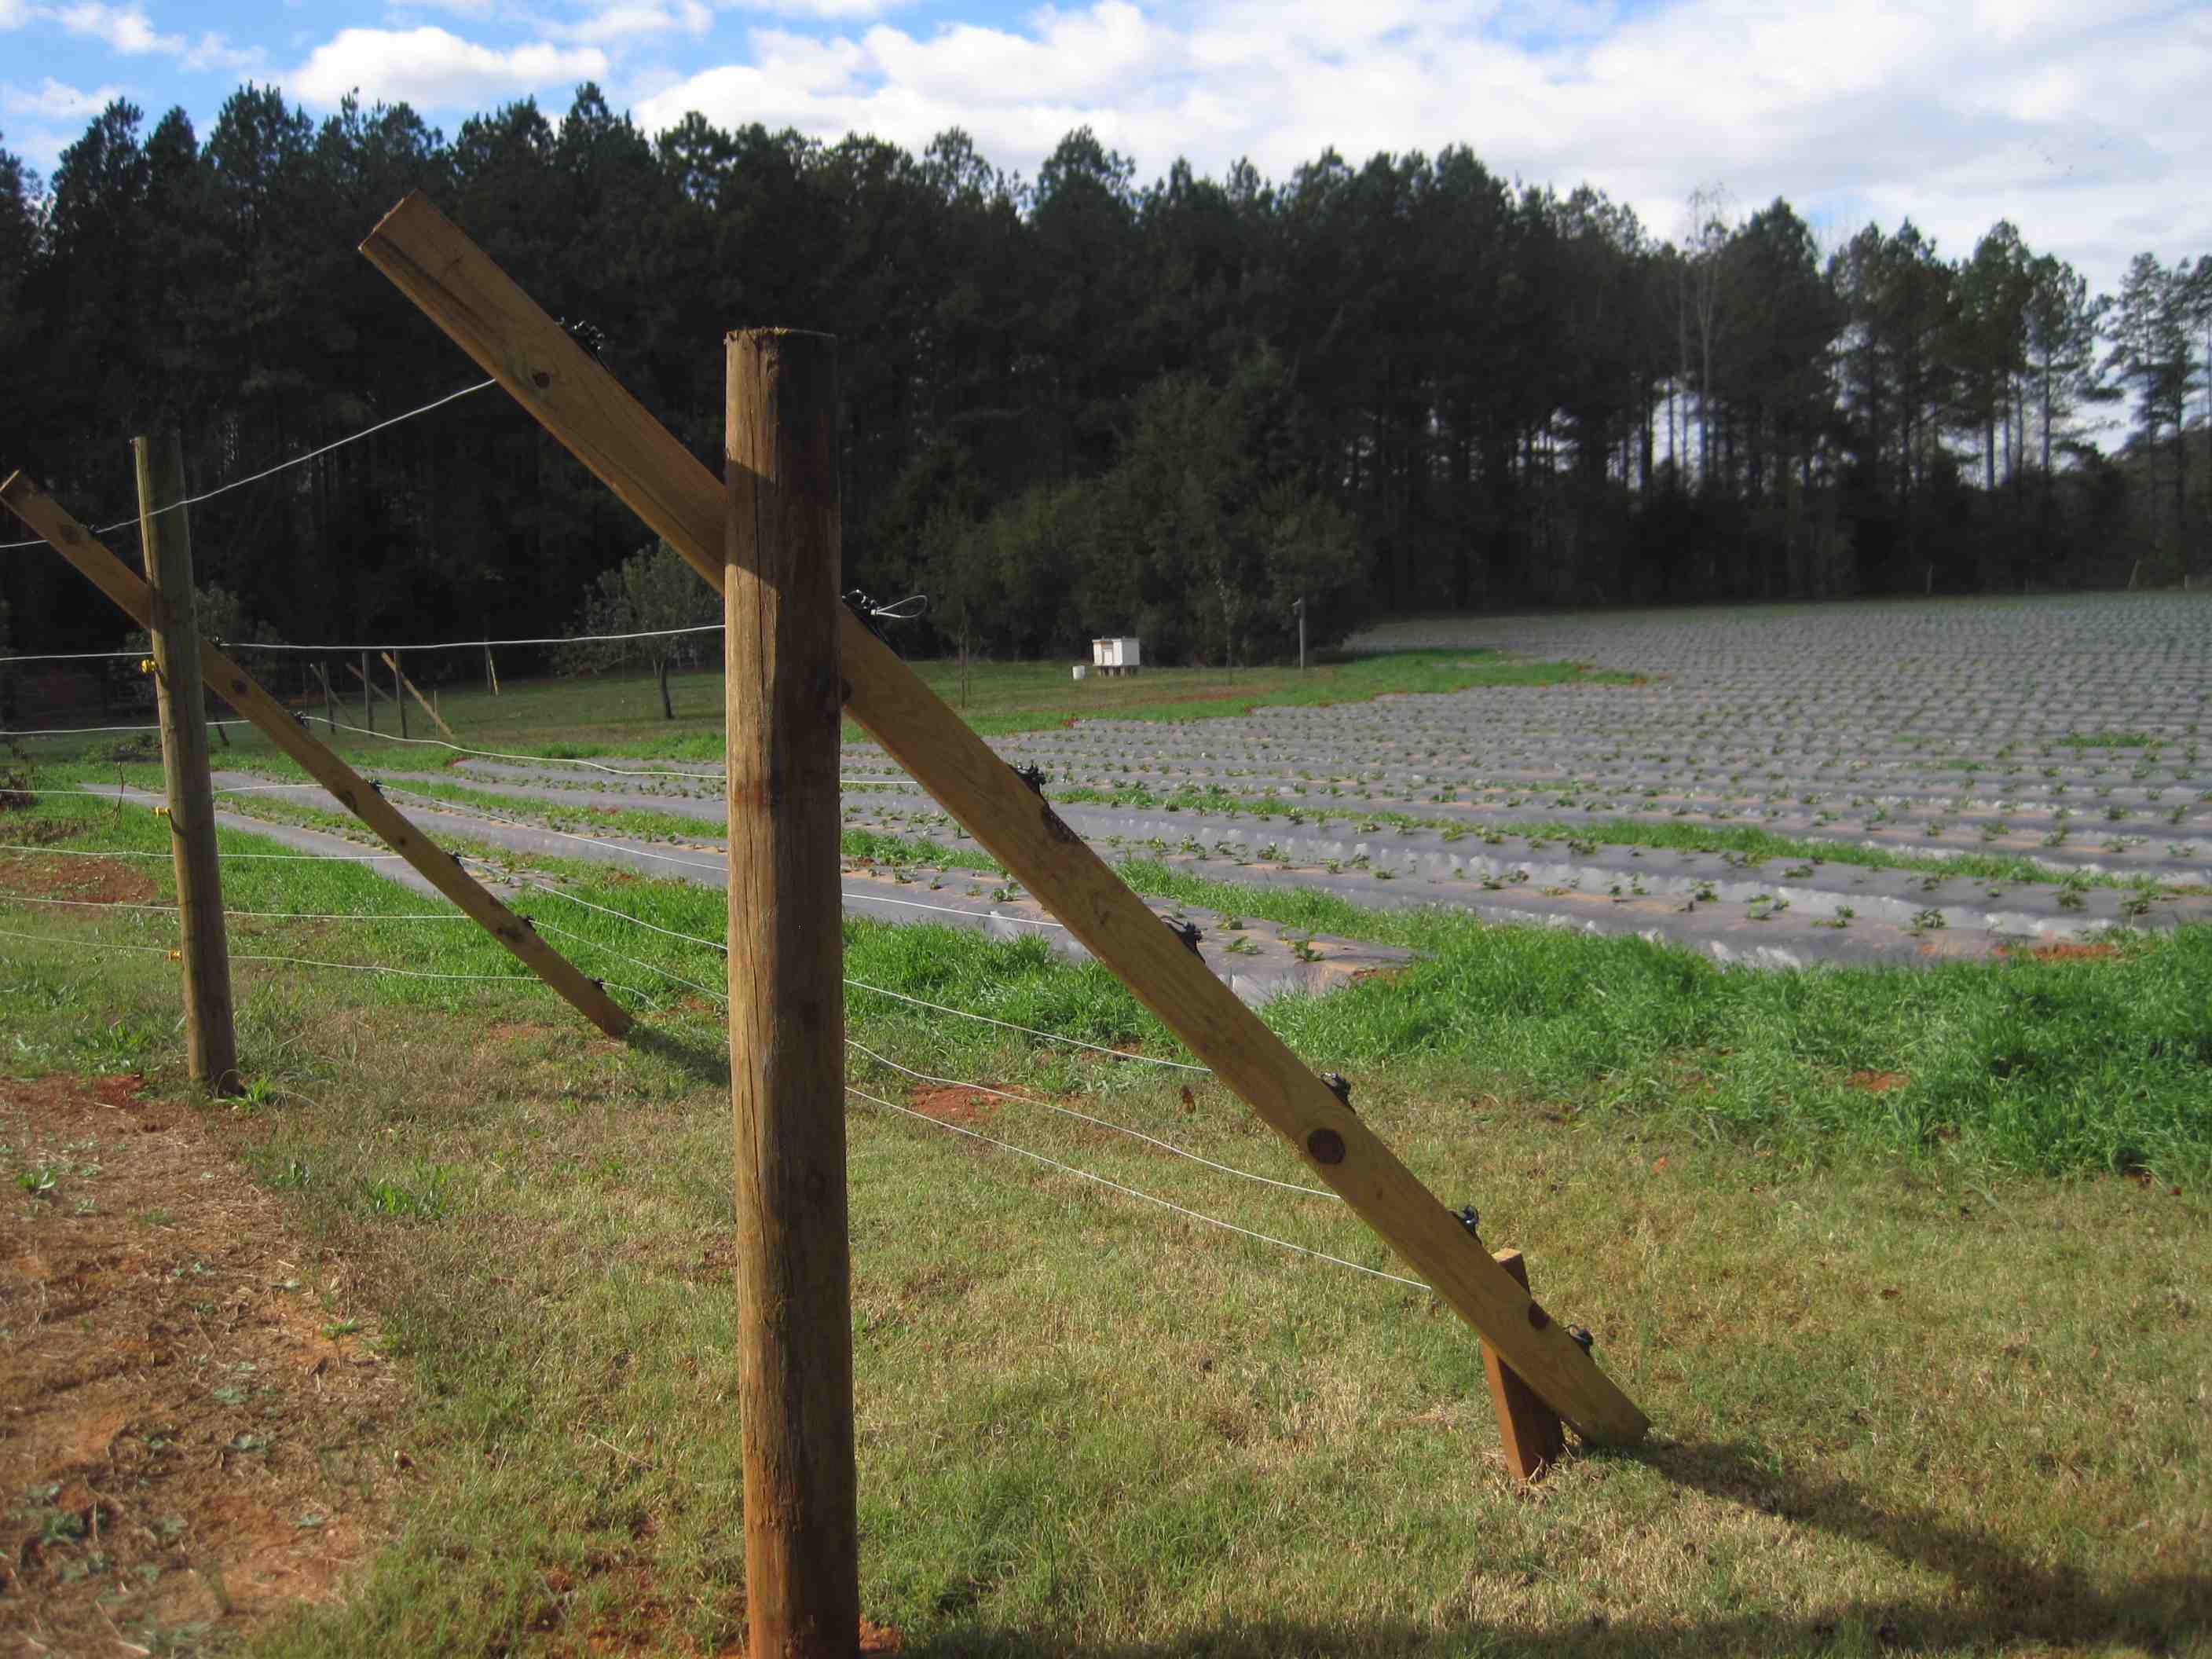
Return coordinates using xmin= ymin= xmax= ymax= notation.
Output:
xmin=2 ymin=785 xmax=2208 ymax=1656
xmin=2057 ymin=731 xmax=2157 ymax=751
xmin=8 ymin=648 xmax=1629 ymax=773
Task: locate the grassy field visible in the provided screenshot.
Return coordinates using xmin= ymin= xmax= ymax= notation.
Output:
xmin=8 ymin=646 xmax=1630 ymax=772
xmin=2 ymin=773 xmax=2207 ymax=1656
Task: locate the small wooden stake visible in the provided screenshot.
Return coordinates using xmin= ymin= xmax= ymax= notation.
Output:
xmin=360 ymin=649 xmax=373 ymax=730
xmin=317 ymin=661 xmax=337 ymax=732
xmin=136 ymin=428 xmax=239 ymax=1095
xmin=485 ymin=645 xmax=500 ymax=697
xmin=726 ymin=328 xmax=857 ymax=1659
xmin=382 ymin=650 xmax=456 ymax=739
xmin=393 ymin=650 xmax=408 ymax=738
xmin=1482 ymin=1250 xmax=1566 ymax=1481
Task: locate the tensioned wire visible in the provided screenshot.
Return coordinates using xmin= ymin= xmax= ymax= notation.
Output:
xmin=498 ymin=869 xmax=1213 ymax=1073
xmin=1 ymin=894 xmax=470 ymax=922
xmin=848 ymin=1083 xmax=1427 ymax=1292
xmin=0 ymin=905 xmax=1350 ymax=1276
xmin=378 ymin=782 xmax=1064 ymax=932
xmin=845 ymin=1038 xmax=1335 ymax=1199
xmin=0 ymin=842 xmax=410 ymax=862
xmin=324 ymin=721 xmax=903 ymax=787
xmin=0 ymin=379 xmax=497 ymax=553
xmin=0 ymin=720 xmax=249 ymax=738
xmin=512 ymin=897 xmax=1295 ymax=1195
xmin=218 ymin=592 xmax=922 ymax=654
xmin=0 ymin=622 xmax=717 ymax=667
xmin=0 ymin=924 xmax=658 ymax=1005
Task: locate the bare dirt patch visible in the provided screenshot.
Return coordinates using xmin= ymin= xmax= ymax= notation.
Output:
xmin=0 ymin=851 xmax=158 ymax=908
xmin=0 ymin=1074 xmax=401 ymax=1655
xmin=906 ymin=1086 xmax=997 ymax=1126
xmin=2004 ymin=941 xmax=2123 ymax=964
xmin=1847 ymin=1071 xmax=1911 ymax=1093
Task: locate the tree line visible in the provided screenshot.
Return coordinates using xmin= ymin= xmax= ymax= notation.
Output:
xmin=2 ymin=83 xmax=2207 ymax=671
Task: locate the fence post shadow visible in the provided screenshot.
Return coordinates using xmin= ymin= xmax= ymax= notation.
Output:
xmin=628 ymin=1024 xmax=730 ymax=1090
xmin=876 ymin=1437 xmax=2205 ymax=1658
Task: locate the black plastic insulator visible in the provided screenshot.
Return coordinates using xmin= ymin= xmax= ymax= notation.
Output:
xmin=841 ymin=588 xmax=888 ymax=643
xmin=1567 ymin=1325 xmax=1595 ymax=1353
xmin=1456 ymin=1203 xmax=1481 ymax=1237
xmin=562 ymin=317 xmax=607 ymax=358
xmin=1015 ymin=764 xmax=1048 ymax=795
xmin=1322 ymin=1071 xmax=1354 ymax=1111
xmin=1167 ymin=917 xmax=1203 ymax=955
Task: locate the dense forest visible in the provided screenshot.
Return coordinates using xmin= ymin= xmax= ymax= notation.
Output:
xmin=2 ymin=83 xmax=2208 ymax=668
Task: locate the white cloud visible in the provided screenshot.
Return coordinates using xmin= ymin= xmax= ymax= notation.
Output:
xmin=290 ymin=26 xmax=609 ymax=110
xmin=726 ymin=0 xmax=910 ymax=18
xmin=632 ymin=0 xmax=2210 ymax=298
xmin=51 ymin=2 xmax=180 ymax=54
xmin=16 ymin=2 xmax=258 ymax=76
xmin=1 ymin=75 xmax=121 ymax=119
xmin=181 ymin=31 xmax=266 ymax=73
xmin=551 ymin=2 xmax=712 ymax=44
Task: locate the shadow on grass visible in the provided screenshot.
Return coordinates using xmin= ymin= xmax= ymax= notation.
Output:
xmin=628 ymin=1024 xmax=730 ymax=1090
xmin=896 ymin=1437 xmax=2206 ymax=1657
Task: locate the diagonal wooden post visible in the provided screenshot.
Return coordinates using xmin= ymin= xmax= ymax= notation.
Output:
xmin=0 ymin=474 xmax=633 ymax=1039
xmin=726 ymin=328 xmax=857 ymax=1659
xmin=361 ymin=192 xmax=1647 ymax=1447
xmin=137 ymin=427 xmax=239 ymax=1094
xmin=383 ymin=650 xmax=456 ymax=739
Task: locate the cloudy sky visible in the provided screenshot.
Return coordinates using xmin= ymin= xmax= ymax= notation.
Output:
xmin=2 ymin=0 xmax=2207 ymax=295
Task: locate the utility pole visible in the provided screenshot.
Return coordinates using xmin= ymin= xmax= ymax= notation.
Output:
xmin=135 ymin=427 xmax=239 ymax=1094
xmin=724 ymin=328 xmax=858 ymax=1659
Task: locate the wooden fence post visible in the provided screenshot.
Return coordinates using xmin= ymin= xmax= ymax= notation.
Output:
xmin=1482 ymin=1250 xmax=1565 ymax=1480
xmin=1 ymin=473 xmax=635 ymax=1040
xmin=135 ymin=427 xmax=239 ymax=1094
xmin=725 ymin=328 xmax=858 ymax=1659
xmin=360 ymin=649 xmax=373 ymax=731
xmin=394 ymin=650 xmax=408 ymax=738
xmin=360 ymin=193 xmax=1647 ymax=1446
xmin=383 ymin=650 xmax=456 ymax=739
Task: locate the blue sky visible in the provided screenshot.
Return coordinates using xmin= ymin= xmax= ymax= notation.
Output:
xmin=3 ymin=1 xmax=2207 ymax=296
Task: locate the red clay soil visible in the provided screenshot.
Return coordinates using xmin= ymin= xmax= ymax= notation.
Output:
xmin=0 ymin=851 xmax=159 ymax=907
xmin=1846 ymin=1071 xmax=1910 ymax=1093
xmin=906 ymin=1086 xmax=997 ymax=1126
xmin=2003 ymin=941 xmax=2122 ymax=963
xmin=0 ymin=1074 xmax=403 ymax=1657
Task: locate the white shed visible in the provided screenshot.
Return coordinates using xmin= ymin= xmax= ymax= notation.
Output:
xmin=1091 ymin=637 xmax=1141 ymax=676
